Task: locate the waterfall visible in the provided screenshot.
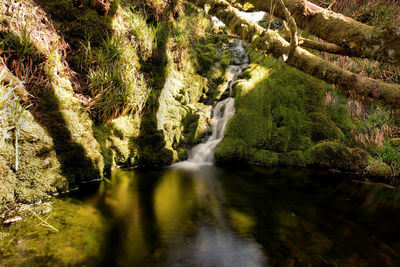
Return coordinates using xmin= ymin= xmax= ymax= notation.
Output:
xmin=188 ymin=97 xmax=236 ymax=163
xmin=174 ymin=40 xmax=248 ymax=168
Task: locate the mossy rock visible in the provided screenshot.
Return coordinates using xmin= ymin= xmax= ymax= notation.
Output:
xmin=137 ymin=114 xmax=174 ymax=166
xmin=327 ymin=102 xmax=354 ymax=136
xmin=215 ymin=137 xmax=248 ymax=163
xmin=366 ymin=161 xmax=392 ymax=178
xmin=192 ymin=39 xmax=221 ymax=76
xmin=309 ymin=112 xmax=345 ymax=141
xmin=217 ymin=47 xmax=337 ymax=166
xmin=225 ymin=109 xmax=271 ymax=148
xmin=279 ymin=150 xmax=311 ymax=167
xmin=220 ymin=49 xmax=232 ymax=69
xmin=0 ymin=115 xmax=69 ymax=211
xmin=248 ymin=149 xmax=279 ymax=167
xmin=178 ymin=148 xmax=188 ymax=161
xmin=310 ymin=141 xmax=368 ymax=170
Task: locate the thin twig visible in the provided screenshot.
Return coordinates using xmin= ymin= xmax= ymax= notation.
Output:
xmin=327 ymin=0 xmax=336 ymax=10
xmin=278 ymin=0 xmax=298 ymax=58
xmin=27 ymin=206 xmax=59 ymax=232
xmin=267 ymin=1 xmax=276 ymax=31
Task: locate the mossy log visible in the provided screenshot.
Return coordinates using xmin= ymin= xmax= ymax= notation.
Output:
xmin=189 ymin=0 xmax=400 ymax=107
xmin=231 ymin=0 xmax=400 ymax=65
xmin=283 ymin=35 xmax=347 ymax=55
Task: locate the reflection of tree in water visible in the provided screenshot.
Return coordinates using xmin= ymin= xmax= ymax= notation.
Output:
xmin=98 ymin=167 xmax=267 ymax=266
xmin=220 ymin=168 xmax=400 ymax=266
xmin=95 ymin=167 xmax=400 ymax=266
xmin=97 ymin=169 xmax=159 ymax=266
xmin=160 ymin=167 xmax=267 ymax=267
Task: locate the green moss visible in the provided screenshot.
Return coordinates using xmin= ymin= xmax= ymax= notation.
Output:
xmin=309 ymin=112 xmax=345 ymax=141
xmin=388 ymin=138 xmax=400 ymax=148
xmin=217 ymin=47 xmax=338 ymax=166
xmin=92 ymin=115 xmax=142 ymax=171
xmin=38 ymin=0 xmax=114 ymax=47
xmin=178 ymin=148 xmax=188 ymax=161
xmin=0 ymin=156 xmax=17 ymax=210
xmin=366 ymin=160 xmax=392 ymax=178
xmin=0 ymin=198 xmax=105 ymax=266
xmin=182 ymin=106 xmax=211 ymax=146
xmin=36 ymin=81 xmax=104 ymax=183
xmin=327 ymin=101 xmax=354 ymax=136
xmin=156 ymin=68 xmax=207 ymax=154
xmin=248 ymin=149 xmax=279 ymax=166
xmin=137 ymin=113 xmax=174 ymax=166
xmin=310 ymin=141 xmax=368 ymax=170
xmin=226 ymin=109 xmax=271 ymax=147
xmin=279 ymin=151 xmax=311 ymax=167
xmin=215 ymin=47 xmax=372 ymax=171
xmin=215 ymin=137 xmax=248 ymax=163
xmin=191 ymin=36 xmax=232 ymax=98
xmin=0 ymin=111 xmax=69 ymax=211
xmin=192 ymin=39 xmax=221 ymax=76
xmin=220 ymin=49 xmax=232 ymax=69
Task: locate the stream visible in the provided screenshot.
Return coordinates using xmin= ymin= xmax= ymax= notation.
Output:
xmin=174 ymin=40 xmax=248 ymax=167
xmin=1 ymin=41 xmax=400 ymax=266
xmin=2 ymin=167 xmax=400 ymax=266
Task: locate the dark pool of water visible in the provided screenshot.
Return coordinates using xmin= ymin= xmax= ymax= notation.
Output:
xmin=2 ymin=166 xmax=400 ymax=266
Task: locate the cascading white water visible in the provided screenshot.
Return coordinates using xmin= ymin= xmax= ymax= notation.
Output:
xmin=188 ymin=97 xmax=236 ymax=163
xmin=174 ymin=40 xmax=248 ymax=167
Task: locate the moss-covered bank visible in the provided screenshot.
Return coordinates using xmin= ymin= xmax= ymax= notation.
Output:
xmin=0 ymin=0 xmax=230 ymax=211
xmin=215 ymin=47 xmax=369 ymax=171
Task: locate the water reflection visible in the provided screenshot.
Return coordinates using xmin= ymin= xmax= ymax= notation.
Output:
xmin=99 ymin=167 xmax=266 ymax=266
xmin=219 ymin=168 xmax=400 ymax=266
xmin=2 ymin=167 xmax=400 ymax=266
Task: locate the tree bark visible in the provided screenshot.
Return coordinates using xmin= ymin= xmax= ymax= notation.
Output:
xmin=229 ymin=0 xmax=400 ymax=65
xmin=188 ymin=0 xmax=400 ymax=107
xmin=287 ymin=35 xmax=347 ymax=55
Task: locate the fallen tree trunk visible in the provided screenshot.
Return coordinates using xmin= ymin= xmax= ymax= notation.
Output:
xmin=283 ymin=35 xmax=347 ymax=55
xmin=188 ymin=0 xmax=400 ymax=107
xmin=229 ymin=0 xmax=400 ymax=65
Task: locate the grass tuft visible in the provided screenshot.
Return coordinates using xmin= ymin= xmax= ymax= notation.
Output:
xmin=82 ymin=33 xmax=151 ymax=123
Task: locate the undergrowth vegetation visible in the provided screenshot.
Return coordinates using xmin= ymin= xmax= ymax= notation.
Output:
xmin=323 ymin=88 xmax=400 ymax=177
xmin=314 ymin=0 xmax=400 ymax=28
xmin=136 ymin=0 xmax=184 ymax=22
xmin=79 ymin=32 xmax=150 ymax=123
xmin=0 ymin=28 xmax=38 ymax=60
xmin=0 ymin=80 xmax=28 ymax=171
xmin=309 ymin=0 xmax=400 ymax=85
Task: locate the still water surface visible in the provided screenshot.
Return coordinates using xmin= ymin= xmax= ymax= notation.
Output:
xmin=2 ymin=166 xmax=400 ymax=266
